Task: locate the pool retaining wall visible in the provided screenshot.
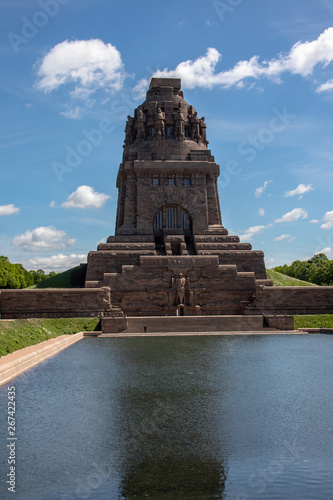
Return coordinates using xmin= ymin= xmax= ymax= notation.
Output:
xmin=0 ymin=332 xmax=87 ymax=386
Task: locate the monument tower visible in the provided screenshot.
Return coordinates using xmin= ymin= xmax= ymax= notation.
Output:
xmin=85 ymin=78 xmax=272 ymax=315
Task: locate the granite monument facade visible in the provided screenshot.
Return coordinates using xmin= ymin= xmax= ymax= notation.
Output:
xmin=85 ymin=78 xmax=273 ymax=316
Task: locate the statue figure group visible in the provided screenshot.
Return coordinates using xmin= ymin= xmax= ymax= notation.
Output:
xmin=123 ymin=106 xmax=208 ymax=145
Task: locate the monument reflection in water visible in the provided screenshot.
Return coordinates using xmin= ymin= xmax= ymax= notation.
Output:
xmin=1 ymin=334 xmax=333 ymax=499
xmin=114 ymin=338 xmax=228 ymax=499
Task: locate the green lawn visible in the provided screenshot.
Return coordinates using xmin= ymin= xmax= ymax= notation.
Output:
xmin=0 ymin=317 xmax=100 ymax=357
xmin=266 ymin=269 xmax=317 ymax=286
xmin=294 ymin=315 xmax=333 ymax=329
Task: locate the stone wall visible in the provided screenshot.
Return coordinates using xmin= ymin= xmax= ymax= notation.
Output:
xmin=0 ymin=287 xmax=117 ymax=319
xmin=246 ymin=286 xmax=333 ymax=315
xmin=102 ymin=255 xmax=258 ymax=316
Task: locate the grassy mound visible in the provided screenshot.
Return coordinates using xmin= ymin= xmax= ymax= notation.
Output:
xmin=0 ymin=317 xmax=100 ymax=357
xmin=266 ymin=269 xmax=317 ymax=286
xmin=295 ymin=315 xmax=333 ymax=329
xmin=28 ymin=264 xmax=87 ymax=289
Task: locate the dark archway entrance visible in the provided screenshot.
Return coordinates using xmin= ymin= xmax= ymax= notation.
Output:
xmin=153 ymin=205 xmax=195 ymax=255
xmin=153 ymin=204 xmax=191 ymax=233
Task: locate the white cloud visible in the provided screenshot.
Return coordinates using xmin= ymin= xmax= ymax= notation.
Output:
xmin=26 ymin=254 xmax=86 ymax=273
xmin=239 ymin=224 xmax=271 ymax=242
xmin=0 ymin=204 xmax=19 ymax=216
xmin=273 ymin=234 xmax=296 ymax=243
xmin=61 ymin=185 xmax=110 ymax=209
xmin=258 ymin=208 xmax=265 ymax=216
xmin=12 ymin=226 xmax=76 ymax=252
xmin=274 ymin=208 xmax=308 ymax=223
xmin=266 ymin=257 xmax=275 ymax=267
xmin=255 ymin=180 xmax=272 ymax=198
xmin=275 ymin=27 xmax=333 ymax=77
xmin=315 ymin=247 xmax=333 ymax=257
xmin=177 ymin=20 xmax=186 ymax=28
xmin=135 ymin=27 xmax=333 ymax=92
xmin=284 ymin=183 xmax=313 ymax=198
xmin=59 ymin=106 xmax=82 ymax=120
xmin=317 ymin=79 xmax=333 ymax=93
xmin=35 ymin=39 xmax=126 ymax=98
xmin=310 ymin=219 xmax=319 ymax=224
xmin=49 ymin=200 xmax=56 ymax=208
xmin=274 ymin=234 xmax=291 ymax=242
xmin=321 ymin=210 xmax=333 ymax=229
xmin=133 ymin=78 xmax=150 ymax=99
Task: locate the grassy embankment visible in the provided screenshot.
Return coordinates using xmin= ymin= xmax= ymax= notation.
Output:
xmin=28 ymin=265 xmax=87 ymax=289
xmin=266 ymin=269 xmax=317 ymax=286
xmin=294 ymin=315 xmax=333 ymax=329
xmin=0 ymin=318 xmax=100 ymax=357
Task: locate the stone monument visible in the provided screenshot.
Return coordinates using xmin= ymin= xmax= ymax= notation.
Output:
xmin=1 ymin=78 xmax=332 ymax=327
xmin=85 ymin=78 xmax=273 ymax=316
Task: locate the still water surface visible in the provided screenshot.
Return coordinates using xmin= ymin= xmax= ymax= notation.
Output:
xmin=0 ymin=334 xmax=333 ymax=499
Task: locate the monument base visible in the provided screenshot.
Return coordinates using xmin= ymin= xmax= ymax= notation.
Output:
xmin=101 ymin=314 xmax=294 ymax=334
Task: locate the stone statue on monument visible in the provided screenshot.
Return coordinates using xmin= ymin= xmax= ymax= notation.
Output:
xmin=154 ymin=107 xmax=165 ymax=138
xmin=176 ymin=272 xmax=186 ymax=305
xmin=174 ymin=107 xmax=185 ymax=139
xmin=190 ymin=111 xmax=201 ymax=142
xmin=125 ymin=115 xmax=134 ymax=145
xmin=199 ymin=117 xmax=208 ymax=145
xmin=136 ymin=109 xmax=146 ymax=140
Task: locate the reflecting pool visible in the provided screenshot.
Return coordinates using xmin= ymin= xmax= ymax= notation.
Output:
xmin=0 ymin=334 xmax=333 ymax=499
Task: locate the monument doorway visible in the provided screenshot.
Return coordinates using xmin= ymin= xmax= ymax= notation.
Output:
xmin=153 ymin=204 xmax=194 ymax=255
xmin=153 ymin=204 xmax=192 ymax=234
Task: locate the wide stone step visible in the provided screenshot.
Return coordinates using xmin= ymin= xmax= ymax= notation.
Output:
xmin=98 ymin=243 xmax=156 ymax=251
xmin=102 ymin=315 xmax=271 ymax=333
xmin=196 ymin=242 xmax=252 ymax=250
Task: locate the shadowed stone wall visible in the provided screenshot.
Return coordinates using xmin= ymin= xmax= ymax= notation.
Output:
xmin=246 ymin=286 xmax=333 ymax=315
xmin=0 ymin=287 xmax=121 ymax=320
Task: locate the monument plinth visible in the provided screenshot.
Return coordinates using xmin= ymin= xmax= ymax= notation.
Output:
xmin=85 ymin=78 xmax=272 ymax=316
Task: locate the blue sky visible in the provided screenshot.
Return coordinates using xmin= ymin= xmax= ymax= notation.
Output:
xmin=1 ymin=0 xmax=333 ymax=272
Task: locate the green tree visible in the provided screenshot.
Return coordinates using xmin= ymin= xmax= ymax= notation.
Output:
xmin=273 ymin=254 xmax=333 ymax=286
xmin=0 ymin=256 xmax=57 ymax=289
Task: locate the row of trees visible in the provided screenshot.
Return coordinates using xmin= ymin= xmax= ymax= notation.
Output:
xmin=0 ymin=256 xmax=57 ymax=289
xmin=274 ymin=253 xmax=333 ymax=286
